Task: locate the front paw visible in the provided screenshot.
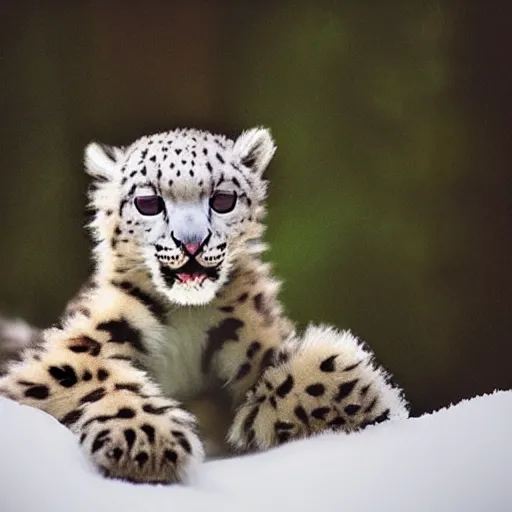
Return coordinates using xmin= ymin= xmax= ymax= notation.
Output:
xmin=78 ymin=394 xmax=204 ymax=484
xmin=229 ymin=325 xmax=408 ymax=451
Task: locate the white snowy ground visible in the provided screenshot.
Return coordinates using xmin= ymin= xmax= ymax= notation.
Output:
xmin=0 ymin=392 xmax=511 ymax=512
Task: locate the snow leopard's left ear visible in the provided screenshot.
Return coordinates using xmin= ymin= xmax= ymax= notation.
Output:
xmin=84 ymin=142 xmax=125 ymax=181
xmin=233 ymin=127 xmax=276 ymax=176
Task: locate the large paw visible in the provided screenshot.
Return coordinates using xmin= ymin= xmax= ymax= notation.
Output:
xmin=78 ymin=394 xmax=204 ymax=484
xmin=228 ymin=325 xmax=408 ymax=451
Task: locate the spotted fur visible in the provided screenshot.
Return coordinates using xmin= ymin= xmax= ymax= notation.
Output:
xmin=0 ymin=127 xmax=408 ymax=484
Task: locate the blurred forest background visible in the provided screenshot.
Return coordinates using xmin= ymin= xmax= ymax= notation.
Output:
xmin=0 ymin=1 xmax=510 ymax=417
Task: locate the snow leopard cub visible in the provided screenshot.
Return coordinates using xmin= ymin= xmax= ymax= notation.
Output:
xmin=0 ymin=127 xmax=408 ymax=483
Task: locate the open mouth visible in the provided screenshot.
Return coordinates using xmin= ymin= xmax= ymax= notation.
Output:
xmin=159 ymin=258 xmax=220 ymax=287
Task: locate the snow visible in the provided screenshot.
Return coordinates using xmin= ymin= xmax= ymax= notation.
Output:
xmin=1 ymin=391 xmax=511 ymax=512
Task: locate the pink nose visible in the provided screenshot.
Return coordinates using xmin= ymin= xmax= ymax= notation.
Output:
xmin=184 ymin=242 xmax=200 ymax=256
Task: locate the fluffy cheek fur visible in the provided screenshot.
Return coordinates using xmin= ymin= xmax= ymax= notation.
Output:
xmin=144 ymin=251 xmax=232 ymax=306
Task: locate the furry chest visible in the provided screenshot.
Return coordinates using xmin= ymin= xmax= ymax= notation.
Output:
xmin=144 ymin=305 xmax=222 ymax=401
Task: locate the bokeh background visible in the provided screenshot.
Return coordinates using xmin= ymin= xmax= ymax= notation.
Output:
xmin=1 ymin=1 xmax=510 ymax=416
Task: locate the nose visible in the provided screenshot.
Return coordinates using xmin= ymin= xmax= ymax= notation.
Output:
xmin=171 ymin=231 xmax=211 ymax=256
xmin=184 ymin=242 xmax=200 ymax=256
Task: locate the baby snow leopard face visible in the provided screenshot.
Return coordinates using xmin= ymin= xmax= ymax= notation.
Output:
xmin=87 ymin=127 xmax=275 ymax=305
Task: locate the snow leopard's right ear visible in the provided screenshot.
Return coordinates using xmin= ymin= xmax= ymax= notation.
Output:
xmin=84 ymin=143 xmax=125 ymax=181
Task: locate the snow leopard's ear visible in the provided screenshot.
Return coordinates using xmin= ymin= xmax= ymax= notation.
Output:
xmin=84 ymin=143 xmax=124 ymax=181
xmin=233 ymin=127 xmax=276 ymax=176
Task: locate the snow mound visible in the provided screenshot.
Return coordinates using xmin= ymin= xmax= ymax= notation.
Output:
xmin=0 ymin=391 xmax=511 ymax=512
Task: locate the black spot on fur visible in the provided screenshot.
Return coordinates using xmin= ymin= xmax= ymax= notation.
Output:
xmin=141 ymin=424 xmax=155 ymax=444
xmin=135 ymin=452 xmax=149 ymax=467
xmin=243 ymin=406 xmax=260 ymax=433
xmin=69 ymin=345 xmax=88 ymax=353
xmin=216 ymin=152 xmax=225 ymax=164
xmin=311 ymin=407 xmax=330 ymax=420
xmin=372 ymin=409 xmax=390 ymax=424
xmin=117 ymin=408 xmax=136 ymax=419
xmin=68 ymin=336 xmax=101 ymax=357
xmin=115 ymin=383 xmax=141 ymax=393
xmin=91 ymin=429 xmax=110 ymax=453
xmin=305 ymin=383 xmax=325 ymax=397
xmin=108 ymin=355 xmax=132 ymax=362
xmin=320 ymin=355 xmax=337 ymax=372
xmin=61 ymin=408 xmax=84 ymax=426
xmin=124 ymin=429 xmax=136 ymax=451
xmin=294 ymin=405 xmax=309 ymax=426
xmin=80 ymin=387 xmax=106 ymax=404
xmin=334 ymin=379 xmax=358 ymax=402
xmin=82 ymin=371 xmax=92 ymax=381
xmin=364 ymin=397 xmax=378 ymax=414
xmin=49 ymin=365 xmax=78 ymax=388
xmin=246 ymin=341 xmax=261 ymax=359
xmin=276 ymin=374 xmax=294 ymax=398
xmin=275 ymin=421 xmax=294 ymax=431
xmin=360 ymin=384 xmax=370 ymax=397
xmin=269 ymin=396 xmax=277 ymax=409
xmin=237 ymin=293 xmax=248 ymax=303
xmin=97 ymin=318 xmax=146 ymax=354
xmin=260 ymin=348 xmax=276 ymax=372
xmin=142 ymin=404 xmax=174 ymax=415
xmin=253 ymin=293 xmax=273 ymax=324
xmin=82 ymin=407 xmax=136 ymax=428
xmin=201 ymin=318 xmax=244 ymax=373
xmin=112 ymin=281 xmax=167 ymax=322
xmin=276 ymin=350 xmax=290 ymax=365
xmin=97 ymin=369 xmax=109 ymax=382
xmin=111 ymin=447 xmax=123 ymax=461
xmin=119 ymin=198 xmax=128 ymax=216
xmin=164 ymin=449 xmax=177 ymax=463
xmin=344 ymin=404 xmax=361 ymax=416
xmin=343 ymin=360 xmax=363 ymax=372
xmin=235 ymin=362 xmax=251 ymax=381
xmin=177 ymin=436 xmax=192 ymax=454
xmin=277 ymin=431 xmax=291 ymax=444
xmin=219 ymin=306 xmax=234 ymax=313
xmin=253 ymin=293 xmax=264 ymax=312
xmin=24 ymin=385 xmax=50 ymax=400
xmin=328 ymin=416 xmax=347 ymax=427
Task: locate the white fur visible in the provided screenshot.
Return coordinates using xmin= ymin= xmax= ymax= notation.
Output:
xmin=233 ymin=127 xmax=276 ymax=175
xmin=143 ymin=303 xmax=223 ymax=401
xmin=84 ymin=143 xmax=123 ymax=180
xmin=296 ymin=325 xmax=408 ymax=419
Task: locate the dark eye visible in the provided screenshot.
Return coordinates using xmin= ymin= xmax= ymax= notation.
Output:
xmin=134 ymin=195 xmax=165 ymax=216
xmin=210 ymin=191 xmax=237 ymax=213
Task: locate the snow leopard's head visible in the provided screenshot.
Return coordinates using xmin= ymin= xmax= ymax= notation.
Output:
xmin=86 ymin=128 xmax=275 ymax=305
